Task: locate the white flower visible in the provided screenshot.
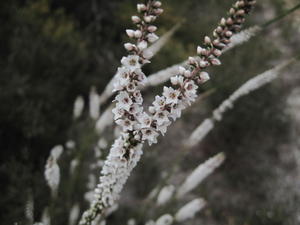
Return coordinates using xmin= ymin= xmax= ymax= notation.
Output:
xmin=153 ymin=95 xmax=166 ymax=110
xmin=121 ymin=55 xmax=141 ymax=71
xmin=138 ymin=112 xmax=152 ymax=128
xmin=128 ymin=103 xmax=143 ymax=116
xmin=141 ymin=128 xmax=159 ymax=145
xmin=115 ymin=91 xmax=132 ymax=111
xmin=170 ymin=75 xmax=184 ymax=86
xmin=116 ymin=118 xmax=136 ymax=131
xmin=133 ymin=68 xmax=147 ymax=85
xmin=153 ymin=110 xmax=169 ymax=126
xmin=163 ymin=87 xmax=180 ymax=104
xmin=175 ymin=199 xmax=206 ymax=222
xmin=184 ymin=80 xmax=197 ymax=93
xmin=156 ymin=214 xmax=173 ymax=225
xmin=112 ymin=106 xmax=125 ymax=120
xmin=156 ymin=121 xmax=171 ymax=136
xmin=133 ymin=90 xmax=143 ymax=104
xmin=169 ymin=103 xmax=185 ymax=120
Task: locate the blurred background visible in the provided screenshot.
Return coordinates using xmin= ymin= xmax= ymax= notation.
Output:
xmin=1 ymin=0 xmax=300 ymax=225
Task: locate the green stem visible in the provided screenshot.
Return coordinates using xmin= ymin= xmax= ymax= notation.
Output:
xmin=262 ymin=3 xmax=300 ymax=28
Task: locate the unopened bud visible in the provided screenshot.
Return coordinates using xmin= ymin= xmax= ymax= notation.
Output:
xmin=134 ymin=30 xmax=142 ymax=38
xmin=144 ymin=15 xmax=156 ymax=23
xmin=148 ymin=25 xmax=157 ymax=32
xmin=131 ymin=16 xmax=141 ymax=23
xmin=147 ymin=33 xmax=159 ymax=43
xmin=188 ymin=57 xmax=197 ymax=65
xmin=154 ymin=8 xmax=163 ymax=15
xmin=153 ymin=1 xmax=162 ymax=7
xmin=184 ymin=70 xmax=192 ymax=78
xmin=126 ymin=29 xmax=135 ymax=38
xmin=225 ymin=31 xmax=233 ymax=38
xmin=204 ymin=36 xmax=212 ymax=45
xmin=199 ymin=71 xmax=210 ymax=83
xmin=199 ymin=60 xmax=208 ymax=68
xmin=210 ymin=58 xmax=221 ymax=66
xmin=142 ymin=50 xmax=153 ymax=59
xmin=213 ymin=49 xmax=222 ymax=57
xmin=220 ymin=18 xmax=226 ymax=26
xmin=124 ymin=43 xmax=135 ymax=51
xmin=137 ymin=4 xmax=147 ymax=13
xmin=178 ymin=66 xmax=186 ymax=75
xmin=137 ymin=40 xmax=148 ymax=50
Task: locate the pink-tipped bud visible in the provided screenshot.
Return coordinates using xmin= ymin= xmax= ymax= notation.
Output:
xmin=188 ymin=56 xmax=197 ymax=65
xmin=184 ymin=70 xmax=192 ymax=78
xmin=134 ymin=30 xmax=142 ymax=38
xmin=220 ymin=18 xmax=226 ymax=26
xmin=137 ymin=4 xmax=147 ymax=13
xmin=229 ymin=8 xmax=235 ymax=15
xmin=204 ymin=36 xmax=212 ymax=45
xmin=148 ymin=25 xmax=157 ymax=33
xmin=153 ymin=1 xmax=162 ymax=7
xmin=216 ymin=26 xmax=223 ymax=33
xmin=236 ymin=9 xmax=245 ymax=16
xmin=154 ymin=8 xmax=163 ymax=15
xmin=211 ymin=58 xmax=221 ymax=66
xmin=124 ymin=43 xmax=135 ymax=51
xmin=197 ymin=46 xmax=204 ymax=55
xmin=144 ymin=15 xmax=156 ymax=23
xmin=126 ymin=29 xmax=135 ymax=38
xmin=225 ymin=31 xmax=233 ymax=38
xmin=199 ymin=60 xmax=208 ymax=68
xmin=131 ymin=16 xmax=141 ymax=23
xmin=199 ymin=71 xmax=210 ymax=83
xmin=226 ymin=17 xmax=234 ymax=25
xmin=213 ymin=49 xmax=222 ymax=57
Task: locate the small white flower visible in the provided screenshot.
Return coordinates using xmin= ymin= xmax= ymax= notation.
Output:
xmin=133 ymin=68 xmax=147 ymax=85
xmin=147 ymin=33 xmax=159 ymax=43
xmin=112 ymin=106 xmax=125 ymax=120
xmin=169 ymin=103 xmax=185 ymax=120
xmin=153 ymin=95 xmax=166 ymax=110
xmin=115 ymin=91 xmax=132 ymax=111
xmin=138 ymin=112 xmax=152 ymax=128
xmin=156 ymin=121 xmax=171 ymax=136
xmin=170 ymin=75 xmax=184 ymax=86
xmin=116 ymin=118 xmax=135 ymax=131
xmin=153 ymin=110 xmax=169 ymax=126
xmin=121 ymin=55 xmax=141 ymax=71
xmin=141 ymin=128 xmax=159 ymax=145
xmin=133 ymin=90 xmax=143 ymax=104
xmin=163 ymin=87 xmax=180 ymax=104
xmin=128 ymin=103 xmax=143 ymax=116
xmin=184 ymin=80 xmax=198 ymax=93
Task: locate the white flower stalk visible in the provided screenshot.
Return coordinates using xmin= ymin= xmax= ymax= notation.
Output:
xmin=186 ymin=59 xmax=295 ymax=148
xmin=95 ymin=104 xmax=114 ymax=134
xmin=156 ymin=214 xmax=174 ymax=225
xmin=224 ymin=25 xmax=261 ymax=52
xmin=41 ymin=207 xmax=50 ymax=225
xmin=176 ymin=153 xmax=225 ymax=198
xmin=174 ymin=198 xmax=206 ymax=222
xmin=89 ymin=87 xmax=100 ymax=120
xmin=69 ymin=204 xmax=80 ymax=225
xmin=80 ymin=1 xmax=255 ymax=224
xmin=156 ymin=185 xmax=175 ymax=205
xmin=45 ymin=145 xmax=63 ymax=197
xmin=73 ymin=95 xmax=85 ymax=119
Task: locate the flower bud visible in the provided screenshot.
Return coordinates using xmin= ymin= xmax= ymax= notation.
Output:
xmin=188 ymin=57 xmax=197 ymax=65
xmin=199 ymin=60 xmax=208 ymax=68
xmin=199 ymin=71 xmax=210 ymax=83
xmin=210 ymin=58 xmax=221 ymax=66
xmin=153 ymin=1 xmax=162 ymax=7
xmin=212 ymin=49 xmax=222 ymax=57
xmin=154 ymin=8 xmax=164 ymax=15
xmin=170 ymin=76 xmax=179 ymax=85
xmin=137 ymin=4 xmax=147 ymax=13
xmin=144 ymin=15 xmax=156 ymax=23
xmin=236 ymin=9 xmax=245 ymax=16
xmin=204 ymin=36 xmax=211 ymax=45
xmin=126 ymin=29 xmax=135 ymax=38
xmin=143 ymin=50 xmax=153 ymax=59
xmin=148 ymin=25 xmax=157 ymax=32
xmin=229 ymin=8 xmax=235 ymax=15
xmin=184 ymin=70 xmax=192 ymax=78
xmin=225 ymin=31 xmax=233 ymax=38
xmin=131 ymin=16 xmax=141 ymax=23
xmin=124 ymin=43 xmax=135 ymax=51
xmin=226 ymin=18 xmax=233 ymax=25
xmin=197 ymin=46 xmax=204 ymax=55
xmin=134 ymin=30 xmax=142 ymax=38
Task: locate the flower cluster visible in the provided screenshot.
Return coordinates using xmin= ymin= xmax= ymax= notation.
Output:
xmin=113 ymin=0 xmax=163 ymax=135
